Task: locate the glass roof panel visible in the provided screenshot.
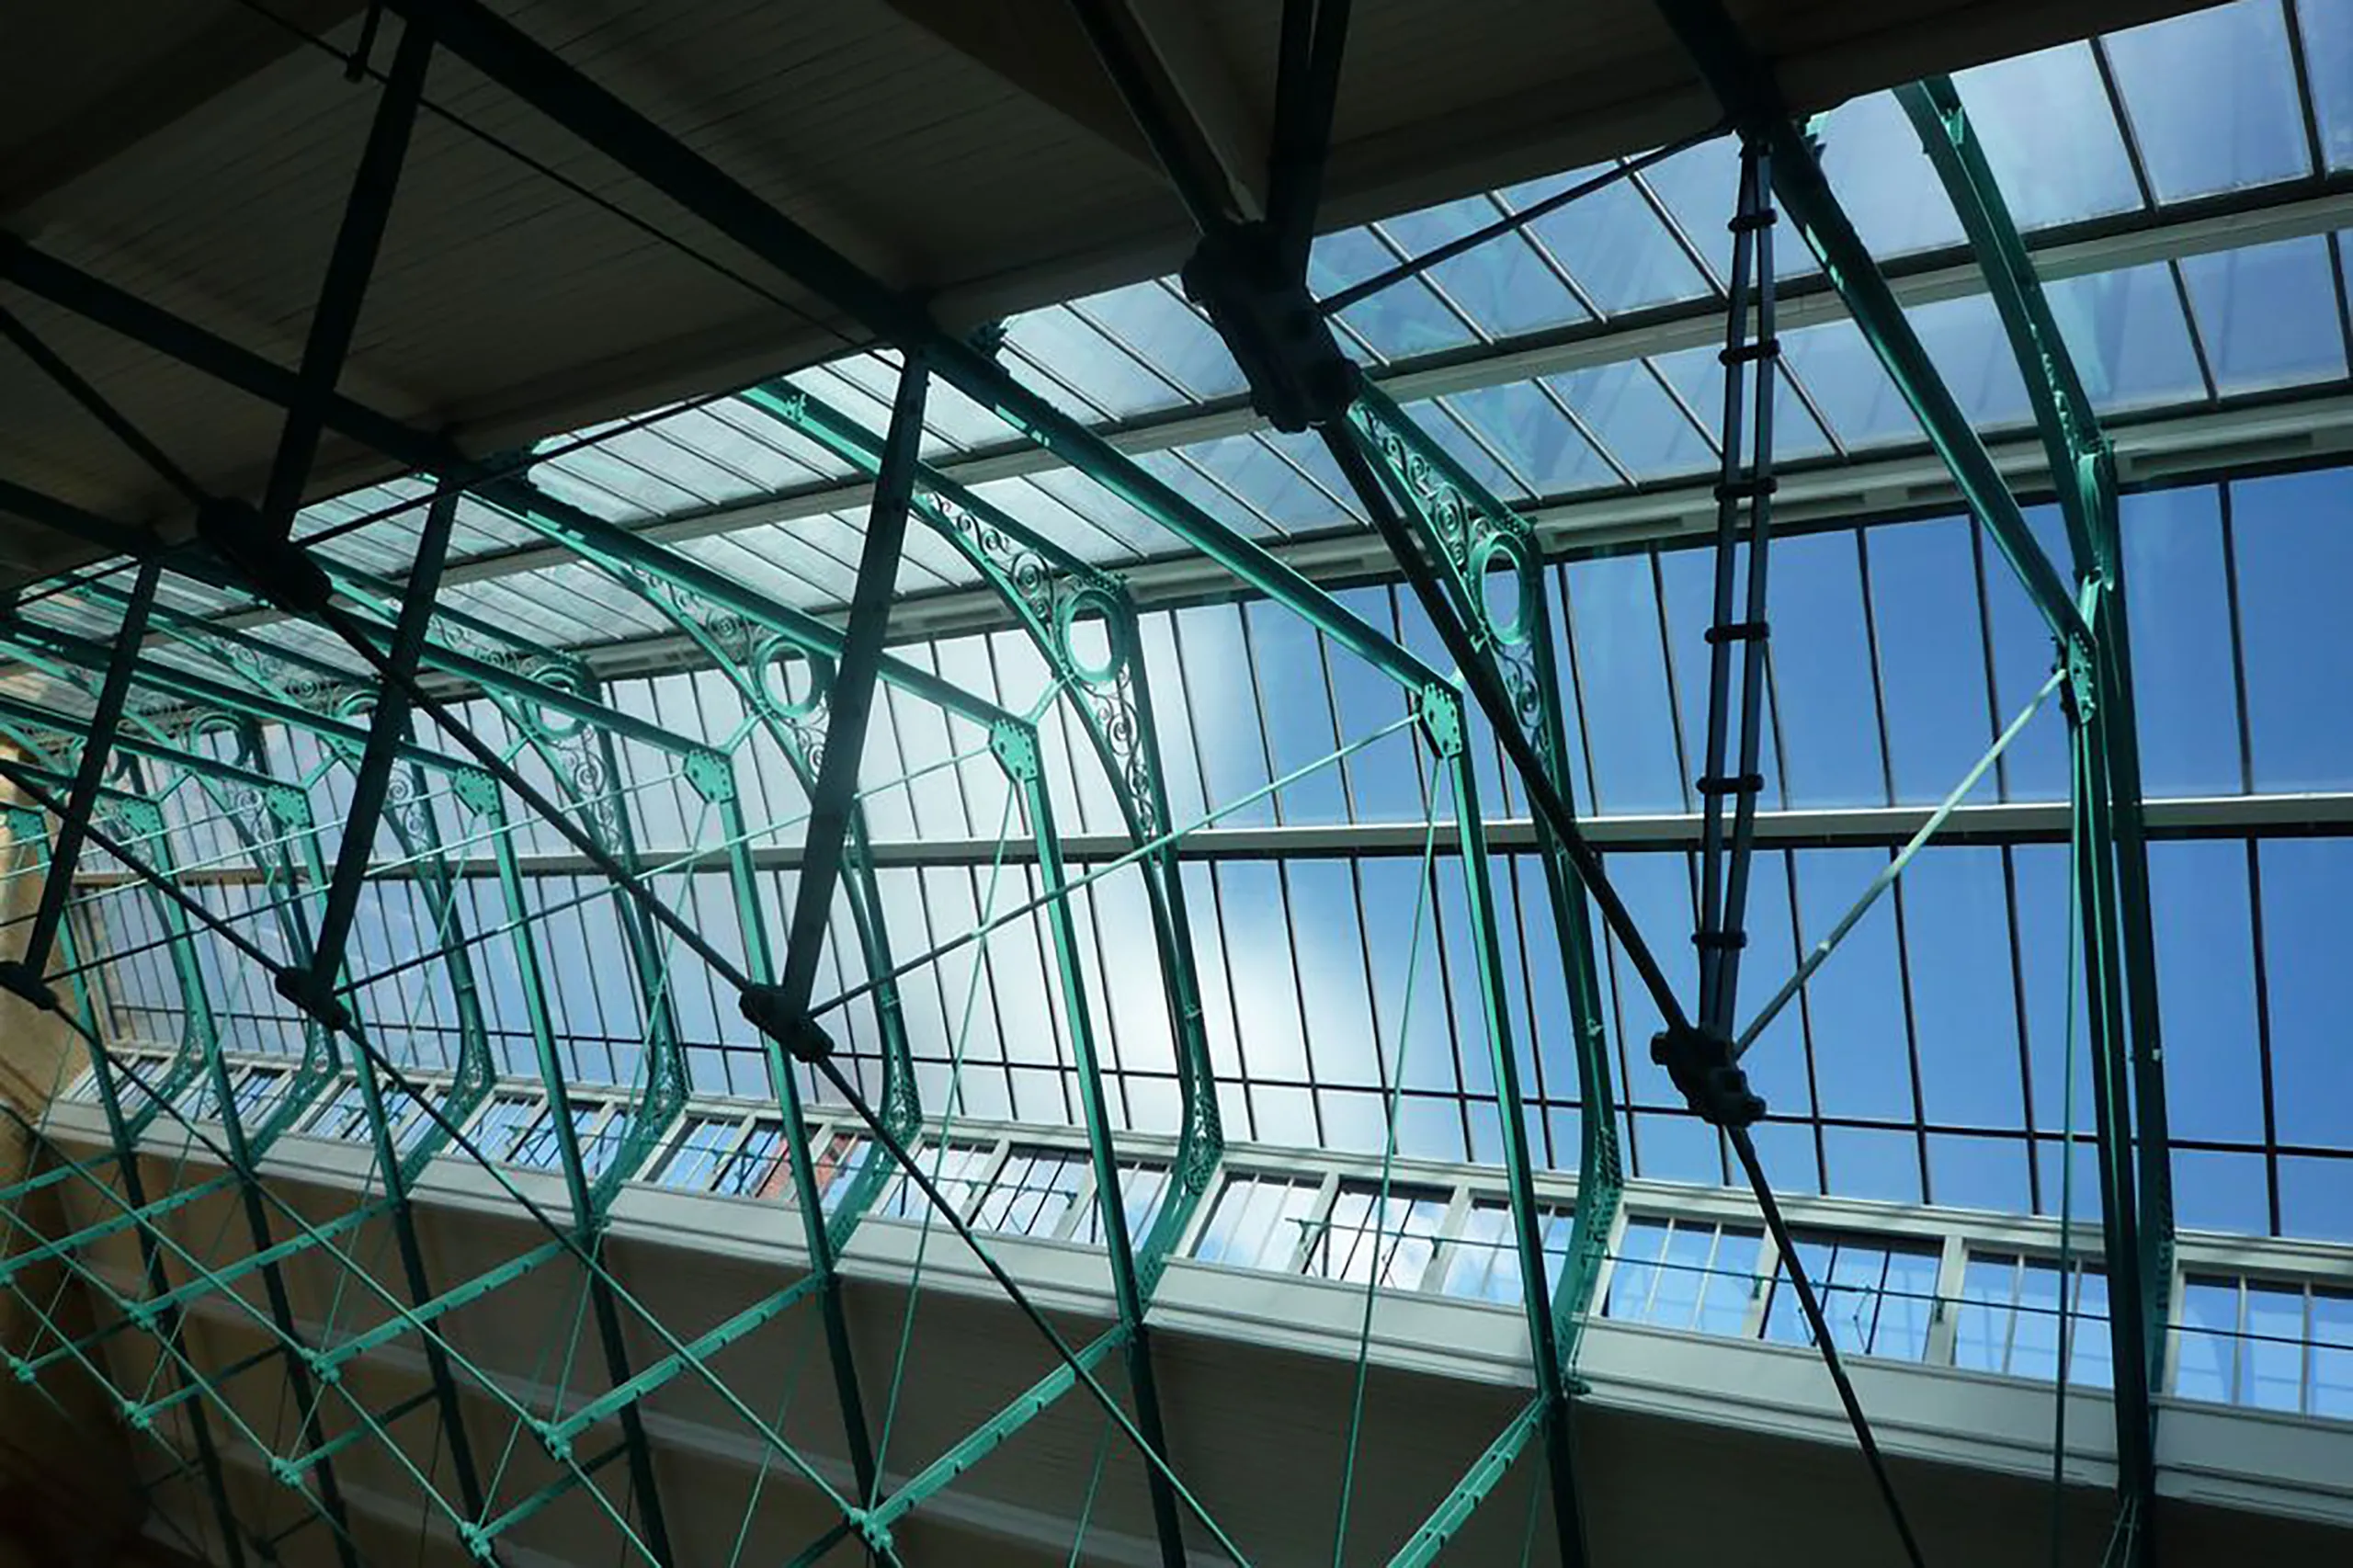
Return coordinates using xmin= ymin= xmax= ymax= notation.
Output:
xmin=1440 ymin=381 xmax=1618 ymax=496
xmin=1500 ymin=165 xmax=1712 ymax=315
xmin=1068 ymin=279 xmax=1245 ymax=403
xmin=1261 ymin=426 xmax=1366 ymax=520
xmin=1950 ymin=42 xmax=2142 ymax=228
xmin=2305 ymin=0 xmax=2353 ymax=170
xmin=1778 ymin=320 xmax=1922 ymax=450
xmin=1377 ymin=195 xmax=1590 ymax=337
xmin=1908 ymin=293 xmax=2035 ymax=430
xmin=1309 ymin=226 xmax=1480 ymax=361
xmin=1026 ymin=466 xmax=1170 ymax=552
xmin=824 ymin=349 xmax=1011 ymax=452
xmin=1562 ymin=555 xmax=1682 ymax=812
xmin=2177 ymin=234 xmax=2350 ymax=395
xmin=1867 ymin=515 xmax=2002 ymax=805
xmin=1001 ymin=305 xmax=1188 ymax=421
xmin=967 ymin=474 xmax=1149 ymax=561
xmin=2261 ymin=836 xmax=2353 ymax=1153
xmin=1764 ymin=529 xmax=1892 ymax=810
xmin=1401 ymin=397 xmax=1533 ymax=501
xmin=703 ymin=396 xmax=854 ymax=481
xmin=1544 ymin=361 xmax=1714 ymax=479
xmin=597 ymin=426 xmax=764 ymax=507
xmin=785 ymin=360 xmax=952 ymax=459
xmin=530 ymin=441 xmax=697 ymax=519
xmin=2106 ymin=0 xmax=2313 ymax=201
xmin=2042 ymin=261 xmax=2208 ymax=413
xmin=1639 ymin=137 xmax=1822 ymax=288
xmin=1131 ymin=449 xmax=1281 ymax=540
xmin=2120 ymin=485 xmax=2244 ymax=798
xmin=644 ymin=403 xmax=827 ymax=493
xmin=2231 ymin=467 xmax=2353 ymax=790
xmin=1649 ymin=343 xmax=1834 ymax=460
xmin=674 ymin=530 xmax=850 ymax=609
xmin=1172 ymin=432 xmax=1357 ymax=535
xmin=1816 ymin=92 xmax=1968 ymax=258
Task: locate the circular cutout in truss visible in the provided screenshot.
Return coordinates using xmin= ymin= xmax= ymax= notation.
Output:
xmin=1057 ymin=586 xmax=1130 ymax=687
xmin=1471 ymin=530 xmax=1535 ymax=647
xmin=755 ymin=635 xmax=834 ymax=721
xmin=524 ymin=665 xmax=589 ymax=744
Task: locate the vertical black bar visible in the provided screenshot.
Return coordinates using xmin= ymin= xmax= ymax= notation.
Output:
xmin=1693 ymin=142 xmax=1757 ymax=1029
xmin=1265 ymin=0 xmax=1353 ymax=265
xmin=12 ymin=555 xmax=161 ymax=980
xmin=750 ymin=354 xmax=926 ymax=1511
xmin=301 ymin=486 xmax=460 ymax=997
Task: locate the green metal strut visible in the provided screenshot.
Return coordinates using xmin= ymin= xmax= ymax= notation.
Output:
xmin=1895 ymin=74 xmax=2174 ymax=1565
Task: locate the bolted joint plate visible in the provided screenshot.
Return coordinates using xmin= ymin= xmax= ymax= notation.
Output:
xmin=680 ymin=747 xmax=736 ymax=804
xmin=1415 ymin=681 xmax=1465 ymax=759
xmin=988 ymin=719 xmax=1039 ymax=782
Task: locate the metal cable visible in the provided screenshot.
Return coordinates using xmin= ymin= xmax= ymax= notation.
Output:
xmin=1728 ymin=1126 xmax=1929 ymax=1567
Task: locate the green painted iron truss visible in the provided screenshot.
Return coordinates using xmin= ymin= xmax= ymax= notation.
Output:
xmin=0 ymin=0 xmax=2222 ymax=1562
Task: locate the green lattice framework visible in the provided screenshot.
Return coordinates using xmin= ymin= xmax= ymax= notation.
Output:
xmin=0 ymin=386 xmax=1621 ymax=1565
xmin=0 ymin=1 xmax=2180 ymax=1561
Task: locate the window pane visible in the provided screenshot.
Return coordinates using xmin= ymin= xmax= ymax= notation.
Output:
xmin=1378 ymin=200 xmax=1586 ymax=337
xmin=1563 ymin=555 xmax=1682 ymax=813
xmin=2120 ymin=486 xmax=2241 ymax=795
xmin=2148 ymin=841 xmax=2266 ymax=1147
xmin=1901 ymin=849 xmax=2026 ymax=1132
xmin=2044 ymin=263 xmax=2207 ymax=414
xmin=2258 ymin=837 xmax=2353 ymax=1153
xmin=1866 ymin=517 xmax=1995 ymax=803
xmin=1507 ymin=170 xmax=1709 ymax=313
xmin=2173 ymin=1278 xmax=2242 ymax=1403
xmin=1951 ymin=44 xmax=2141 ymax=227
xmin=2305 ymin=0 xmax=2353 ymax=171
xmin=2108 ymin=2 xmax=2312 ymax=200
xmin=2179 ymin=235 xmax=2349 ymax=394
xmin=2233 ymin=469 xmax=2353 ymax=790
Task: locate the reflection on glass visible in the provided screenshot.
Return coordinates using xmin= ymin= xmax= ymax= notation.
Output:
xmin=1956 ymin=1254 xmax=2112 ymax=1386
xmin=1763 ymin=1234 xmax=1941 ymax=1361
xmin=1440 ymin=1198 xmax=1574 ymax=1304
xmin=1603 ymin=1216 xmax=1763 ymax=1335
